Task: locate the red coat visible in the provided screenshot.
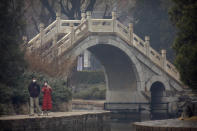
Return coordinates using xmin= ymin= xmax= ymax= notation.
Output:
xmin=42 ymin=86 xmax=52 ymax=110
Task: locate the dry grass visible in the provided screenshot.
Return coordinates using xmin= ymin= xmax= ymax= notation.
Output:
xmin=24 ymin=51 xmax=77 ymax=77
xmin=179 ymin=116 xmax=197 ymax=121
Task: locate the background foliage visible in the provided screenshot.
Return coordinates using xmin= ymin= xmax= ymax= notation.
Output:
xmin=0 ymin=0 xmax=26 ymax=86
xmin=70 ymin=71 xmax=105 ymax=84
xmin=73 ymin=84 xmax=106 ymax=100
xmin=133 ymin=0 xmax=175 ymax=61
xmin=169 ymin=0 xmax=197 ymax=89
xmin=70 ymin=71 xmax=106 ymax=100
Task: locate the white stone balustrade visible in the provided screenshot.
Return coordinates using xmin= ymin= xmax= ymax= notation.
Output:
xmin=133 ymin=34 xmax=146 ymax=54
xmin=129 ymin=23 xmax=133 ymax=45
xmin=90 ymin=19 xmax=113 ymax=32
xmin=145 ymin=36 xmax=150 ymax=57
xmin=59 ymin=20 xmax=81 ymax=33
xmin=27 ymin=11 xmax=181 ymax=84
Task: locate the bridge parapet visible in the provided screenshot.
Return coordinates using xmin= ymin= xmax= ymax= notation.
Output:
xmin=26 ymin=12 xmax=181 ymax=84
xmin=28 ymin=20 xmax=57 ymax=48
xmin=27 ymin=18 xmax=82 ymax=51
xmin=57 ymin=21 xmax=89 ymax=57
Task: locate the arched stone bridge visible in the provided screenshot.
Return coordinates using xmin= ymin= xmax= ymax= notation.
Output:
xmin=27 ymin=12 xmax=185 ymax=115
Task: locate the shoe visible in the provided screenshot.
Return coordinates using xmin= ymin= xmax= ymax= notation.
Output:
xmin=38 ymin=113 xmax=43 ymax=116
xmin=43 ymin=110 xmax=47 ymax=116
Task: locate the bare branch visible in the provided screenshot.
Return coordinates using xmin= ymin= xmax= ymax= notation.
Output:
xmin=41 ymin=0 xmax=56 ymax=20
xmin=31 ymin=17 xmax=39 ymax=33
xmin=103 ymin=4 xmax=109 ymax=18
xmin=86 ymin=0 xmax=96 ymax=11
xmin=60 ymin=0 xmax=70 ymax=17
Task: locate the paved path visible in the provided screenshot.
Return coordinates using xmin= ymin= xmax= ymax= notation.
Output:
xmin=0 ymin=110 xmax=109 ymax=120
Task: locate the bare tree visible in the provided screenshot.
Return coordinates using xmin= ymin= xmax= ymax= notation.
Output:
xmin=59 ymin=0 xmax=96 ymax=19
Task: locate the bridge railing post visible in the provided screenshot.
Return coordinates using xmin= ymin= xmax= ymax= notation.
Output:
xmin=56 ymin=11 xmax=61 ymax=33
xmin=22 ymin=36 xmax=27 ymax=45
xmin=112 ymin=11 xmax=116 ymax=32
xmin=53 ymin=11 xmax=60 ymax=46
xmin=161 ymin=49 xmax=166 ymax=70
xmin=39 ymin=23 xmax=44 ymax=48
xmin=86 ymin=11 xmax=92 ymax=31
xmin=145 ymin=36 xmax=150 ymax=57
xmin=70 ymin=23 xmax=74 ymax=45
xmin=81 ymin=12 xmax=86 ymax=22
xmin=129 ymin=23 xmax=133 ymax=46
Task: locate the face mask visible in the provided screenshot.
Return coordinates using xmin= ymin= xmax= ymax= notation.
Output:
xmin=44 ymin=83 xmax=47 ymax=86
xmin=33 ymin=80 xmax=36 ymax=82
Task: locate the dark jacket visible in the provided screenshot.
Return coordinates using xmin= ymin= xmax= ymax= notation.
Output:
xmin=28 ymin=82 xmax=40 ymax=97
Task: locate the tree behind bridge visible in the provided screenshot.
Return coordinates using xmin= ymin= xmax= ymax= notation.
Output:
xmin=169 ymin=0 xmax=197 ymax=89
xmin=133 ymin=0 xmax=175 ymax=61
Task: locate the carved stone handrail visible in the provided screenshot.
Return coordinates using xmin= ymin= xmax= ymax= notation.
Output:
xmin=57 ymin=20 xmax=89 ymax=56
xmin=27 ymin=12 xmax=181 ymax=84
xmin=27 ymin=20 xmax=82 ymax=51
xmin=59 ymin=20 xmax=81 ymax=33
xmin=41 ymin=20 xmax=89 ymax=59
xmin=90 ymin=19 xmax=113 ymax=32
xmin=28 ymin=20 xmax=57 ymax=46
xmin=133 ymin=34 xmax=146 ymax=54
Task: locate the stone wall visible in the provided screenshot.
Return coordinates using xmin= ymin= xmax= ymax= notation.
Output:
xmin=0 ymin=112 xmax=110 ymax=131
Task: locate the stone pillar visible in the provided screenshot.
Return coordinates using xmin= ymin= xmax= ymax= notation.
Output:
xmin=161 ymin=49 xmax=166 ymax=59
xmin=56 ymin=11 xmax=61 ymax=20
xmin=129 ymin=23 xmax=133 ymax=46
xmin=39 ymin=23 xmax=44 ymax=33
xmin=56 ymin=11 xmax=61 ymax=33
xmin=86 ymin=11 xmax=91 ymax=19
xmin=70 ymin=24 xmax=74 ymax=44
xmin=81 ymin=12 xmax=86 ymax=22
xmin=112 ymin=11 xmax=117 ymax=20
xmin=145 ymin=36 xmax=150 ymax=57
xmin=112 ymin=12 xmax=117 ymax=32
xmin=161 ymin=49 xmax=166 ymax=70
xmin=39 ymin=23 xmax=44 ymax=47
xmin=22 ymin=36 xmax=27 ymax=45
xmin=86 ymin=11 xmax=92 ymax=31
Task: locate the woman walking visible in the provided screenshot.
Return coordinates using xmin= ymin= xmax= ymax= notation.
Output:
xmin=42 ymin=81 xmax=52 ymax=115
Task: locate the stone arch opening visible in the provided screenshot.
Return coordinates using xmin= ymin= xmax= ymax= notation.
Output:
xmin=150 ymin=81 xmax=165 ymax=103
xmin=67 ymin=35 xmax=145 ymax=104
xmin=87 ymin=44 xmax=138 ymax=102
xmin=150 ymin=81 xmax=167 ymax=119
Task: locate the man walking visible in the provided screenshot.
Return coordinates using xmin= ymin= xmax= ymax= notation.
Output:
xmin=28 ymin=77 xmax=42 ymax=116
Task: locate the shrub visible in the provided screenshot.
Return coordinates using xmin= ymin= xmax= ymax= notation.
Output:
xmin=0 ymin=71 xmax=72 ymax=105
xmin=51 ymin=80 xmax=72 ymax=104
xmin=0 ymin=83 xmax=13 ymax=103
xmin=71 ymin=71 xmax=105 ymax=84
xmin=73 ymin=84 xmax=106 ymax=100
xmin=23 ymin=71 xmax=72 ymax=104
